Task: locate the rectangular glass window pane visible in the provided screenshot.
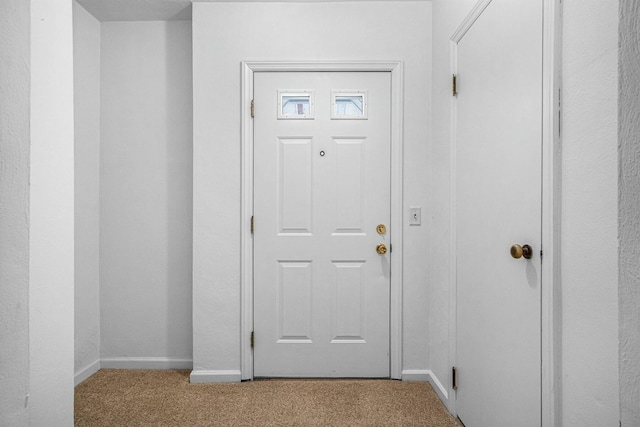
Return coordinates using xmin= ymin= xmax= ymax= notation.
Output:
xmin=334 ymin=95 xmax=364 ymax=116
xmin=282 ymin=95 xmax=310 ymax=116
xmin=331 ymin=91 xmax=367 ymax=120
xmin=278 ymin=91 xmax=314 ymax=119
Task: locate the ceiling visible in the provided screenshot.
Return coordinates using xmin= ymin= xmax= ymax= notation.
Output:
xmin=77 ymin=0 xmax=192 ymax=21
xmin=77 ymin=0 xmax=427 ymax=22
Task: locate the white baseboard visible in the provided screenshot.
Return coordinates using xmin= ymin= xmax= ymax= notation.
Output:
xmin=401 ymin=369 xmax=449 ymax=402
xmin=75 ymin=359 xmax=101 ymax=386
xmin=426 ymin=370 xmax=449 ymax=402
xmin=401 ymin=369 xmax=430 ymax=382
xmin=101 ymin=357 xmax=193 ymax=370
xmin=189 ymin=369 xmax=242 ymax=383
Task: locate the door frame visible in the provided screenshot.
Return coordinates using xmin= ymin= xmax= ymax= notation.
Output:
xmin=240 ymin=60 xmax=405 ymax=380
xmin=448 ymin=0 xmax=561 ymax=425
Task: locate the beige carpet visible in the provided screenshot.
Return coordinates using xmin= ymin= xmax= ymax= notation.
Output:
xmin=75 ymin=370 xmax=458 ymax=427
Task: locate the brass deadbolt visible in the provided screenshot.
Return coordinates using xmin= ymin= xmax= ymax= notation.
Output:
xmin=376 ymin=224 xmax=387 ymax=234
xmin=510 ymin=244 xmax=533 ymax=260
xmin=376 ymin=243 xmax=388 ymax=255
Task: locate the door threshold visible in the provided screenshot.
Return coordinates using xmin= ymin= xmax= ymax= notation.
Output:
xmin=254 ymin=377 xmax=392 ymax=381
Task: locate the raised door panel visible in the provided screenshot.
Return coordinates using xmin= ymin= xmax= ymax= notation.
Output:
xmin=331 ymin=261 xmax=366 ymax=343
xmin=278 ymin=137 xmax=313 ymax=235
xmin=278 ymin=261 xmax=313 ymax=343
xmin=330 ymin=137 xmax=366 ymax=236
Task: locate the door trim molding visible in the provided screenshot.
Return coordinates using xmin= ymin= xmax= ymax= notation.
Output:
xmin=448 ymin=1 xmax=561 ymax=425
xmin=540 ymin=1 xmax=562 ymax=425
xmin=450 ymin=0 xmax=493 ymax=43
xmin=241 ymin=60 xmax=404 ymax=380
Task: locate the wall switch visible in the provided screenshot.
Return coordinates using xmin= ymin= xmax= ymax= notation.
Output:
xmin=409 ymin=207 xmax=421 ymax=225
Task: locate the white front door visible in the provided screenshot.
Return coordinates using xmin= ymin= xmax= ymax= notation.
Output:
xmin=455 ymin=0 xmax=542 ymax=426
xmin=253 ymin=71 xmax=391 ymax=377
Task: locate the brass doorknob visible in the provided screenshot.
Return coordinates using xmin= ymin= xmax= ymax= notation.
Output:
xmin=510 ymin=244 xmax=533 ymax=260
xmin=376 ymin=243 xmax=387 ymax=255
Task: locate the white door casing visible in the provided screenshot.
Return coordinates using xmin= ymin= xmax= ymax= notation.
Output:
xmin=453 ymin=0 xmax=543 ymax=426
xmin=240 ymin=61 xmax=404 ymax=381
xmin=253 ymin=71 xmax=391 ymax=377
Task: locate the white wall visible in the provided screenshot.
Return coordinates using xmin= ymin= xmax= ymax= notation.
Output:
xmin=30 ymin=0 xmax=76 ymax=424
xmin=73 ymin=1 xmax=102 ymax=384
xmin=192 ymin=1 xmax=432 ymax=380
xmin=618 ymin=0 xmax=640 ymax=425
xmin=100 ymin=21 xmax=193 ymax=366
xmin=0 ymin=0 xmax=30 ymax=424
xmin=562 ymin=1 xmax=620 ymax=425
xmin=430 ymin=0 xmax=621 ymax=424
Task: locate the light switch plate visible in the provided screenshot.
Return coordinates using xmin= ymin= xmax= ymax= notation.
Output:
xmin=409 ymin=207 xmax=421 ymax=226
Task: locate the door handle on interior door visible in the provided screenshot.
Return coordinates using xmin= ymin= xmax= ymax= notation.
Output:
xmin=510 ymin=244 xmax=533 ymax=260
xmin=376 ymin=244 xmax=387 ymax=255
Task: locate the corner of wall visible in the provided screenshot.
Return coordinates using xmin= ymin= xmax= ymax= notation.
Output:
xmin=73 ymin=0 xmax=102 ymax=384
xmin=74 ymin=360 xmax=101 ymax=386
xmin=30 ymin=0 xmax=75 ymax=423
xmin=402 ymin=369 xmax=450 ymax=407
xmin=618 ymin=0 xmax=640 ymax=424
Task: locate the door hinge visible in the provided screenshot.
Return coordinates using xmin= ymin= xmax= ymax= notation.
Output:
xmin=390 ymin=244 xmax=392 ymax=253
xmin=250 ymin=99 xmax=255 ymax=118
xmin=452 ymin=74 xmax=458 ymax=97
xmin=251 ymin=331 xmax=255 ymax=348
xmin=540 ymin=249 xmax=543 ymax=260
xmin=251 ymin=216 xmax=254 ymax=234
xmin=452 ymin=366 xmax=458 ymax=390
xmin=558 ymin=88 xmax=561 ymax=137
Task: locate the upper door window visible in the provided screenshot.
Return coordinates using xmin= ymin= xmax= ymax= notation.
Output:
xmin=331 ymin=91 xmax=368 ymax=119
xmin=278 ymin=90 xmax=315 ymax=119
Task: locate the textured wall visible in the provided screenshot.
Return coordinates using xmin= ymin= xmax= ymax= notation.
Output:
xmin=73 ymin=1 xmax=102 ymax=383
xmin=30 ymin=0 xmax=75 ymax=424
xmin=100 ymin=21 xmax=193 ymax=364
xmin=562 ymin=0 xmax=620 ymax=425
xmin=0 ymin=0 xmax=30 ymax=425
xmin=192 ymin=1 xmax=431 ymax=379
xmin=619 ymin=0 xmax=640 ymax=425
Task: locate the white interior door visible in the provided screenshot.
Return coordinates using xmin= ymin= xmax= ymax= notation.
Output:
xmin=455 ymin=1 xmax=542 ymax=426
xmin=253 ymin=71 xmax=391 ymax=377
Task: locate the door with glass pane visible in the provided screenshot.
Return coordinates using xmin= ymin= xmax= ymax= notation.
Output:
xmin=253 ymin=71 xmax=391 ymax=377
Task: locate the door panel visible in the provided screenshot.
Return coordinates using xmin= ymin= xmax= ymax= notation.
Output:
xmin=455 ymin=0 xmax=542 ymax=425
xmin=278 ymin=261 xmax=313 ymax=342
xmin=278 ymin=137 xmax=313 ymax=234
xmin=254 ymin=72 xmax=391 ymax=377
xmin=332 ymin=260 xmax=366 ymax=342
xmin=331 ymin=137 xmax=366 ymax=234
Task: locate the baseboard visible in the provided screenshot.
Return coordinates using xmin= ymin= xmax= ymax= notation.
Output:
xmin=75 ymin=359 xmax=101 ymax=386
xmin=401 ymin=369 xmax=449 ymax=402
xmin=189 ymin=369 xmax=242 ymax=383
xmin=425 ymin=370 xmax=449 ymax=402
xmin=100 ymin=357 xmax=193 ymax=370
xmin=401 ymin=369 xmax=430 ymax=381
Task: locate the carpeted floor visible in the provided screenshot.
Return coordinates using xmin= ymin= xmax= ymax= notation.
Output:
xmin=75 ymin=370 xmax=459 ymax=427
